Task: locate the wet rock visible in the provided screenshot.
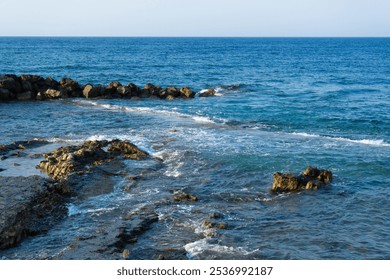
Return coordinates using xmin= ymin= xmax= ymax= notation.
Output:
xmin=272 ymin=166 xmax=333 ymax=192
xmin=0 ymin=88 xmax=12 ymax=101
xmin=0 ymin=176 xmax=66 ymax=250
xmin=44 ymin=77 xmax=60 ymax=90
xmin=106 ymin=81 xmax=122 ymax=95
xmin=0 ymin=74 xmax=22 ymax=94
xmin=209 ymin=212 xmax=224 ymax=219
xmin=16 ymin=91 xmax=34 ymax=101
xmin=0 ymin=140 xmax=49 ymax=157
xmin=44 ymin=89 xmax=61 ymax=99
xmin=82 ymin=84 xmax=105 ymax=99
xmin=59 ymin=78 xmax=82 ymax=97
xmin=199 ymin=88 xmax=216 ymax=97
xmin=180 ymin=87 xmax=195 ymax=98
xmin=38 ymin=140 xmax=148 ymax=181
xmin=173 ymin=191 xmax=198 ymax=202
xmin=107 ymin=140 xmax=148 ymax=160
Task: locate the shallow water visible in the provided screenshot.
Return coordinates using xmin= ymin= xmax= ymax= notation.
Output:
xmin=1 ymin=38 xmax=390 ymax=259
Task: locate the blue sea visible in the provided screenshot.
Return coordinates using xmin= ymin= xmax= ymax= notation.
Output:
xmin=1 ymin=37 xmax=390 ymax=259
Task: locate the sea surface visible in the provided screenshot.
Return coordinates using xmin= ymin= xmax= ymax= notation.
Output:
xmin=0 ymin=37 xmax=390 ymax=259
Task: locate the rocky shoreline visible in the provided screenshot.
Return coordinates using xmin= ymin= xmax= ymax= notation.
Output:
xmin=0 ymin=138 xmax=333 ymax=258
xmin=0 ymin=74 xmax=217 ymax=101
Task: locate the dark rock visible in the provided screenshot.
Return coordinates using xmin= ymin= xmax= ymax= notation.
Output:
xmin=272 ymin=166 xmax=333 ymax=192
xmin=106 ymin=81 xmax=122 ymax=94
xmin=0 ymin=88 xmax=12 ymax=101
xmin=60 ymin=78 xmax=82 ymax=97
xmin=199 ymin=88 xmax=216 ymax=97
xmin=44 ymin=77 xmax=60 ymax=90
xmin=16 ymin=91 xmax=34 ymax=101
xmin=0 ymin=74 xmax=22 ymax=94
xmin=82 ymin=84 xmax=105 ymax=99
xmin=0 ymin=176 xmax=66 ymax=250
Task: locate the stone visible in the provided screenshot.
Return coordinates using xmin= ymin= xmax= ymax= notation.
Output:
xmin=83 ymin=84 xmax=105 ymax=99
xmin=0 ymin=74 xmax=22 ymax=93
xmin=199 ymin=89 xmax=216 ymax=97
xmin=173 ymin=191 xmax=198 ymax=202
xmin=60 ymin=77 xmax=82 ymax=97
xmin=272 ymin=167 xmax=333 ymax=192
xmin=44 ymin=89 xmax=61 ymax=99
xmin=0 ymin=88 xmax=11 ymax=101
xmin=16 ymin=91 xmax=34 ymax=101
xmin=180 ymin=87 xmax=195 ymax=98
xmin=107 ymin=140 xmax=148 ymax=160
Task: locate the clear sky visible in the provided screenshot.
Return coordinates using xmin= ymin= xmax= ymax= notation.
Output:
xmin=0 ymin=0 xmax=389 ymax=37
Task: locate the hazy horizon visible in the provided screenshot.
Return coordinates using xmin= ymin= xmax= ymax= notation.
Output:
xmin=1 ymin=0 xmax=390 ymax=37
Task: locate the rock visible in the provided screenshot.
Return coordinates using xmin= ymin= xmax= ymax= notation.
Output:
xmin=0 ymin=176 xmax=66 ymax=250
xmin=16 ymin=91 xmax=34 ymax=101
xmin=106 ymin=81 xmax=122 ymax=94
xmin=272 ymin=166 xmax=333 ymax=192
xmin=199 ymin=89 xmax=216 ymax=97
xmin=44 ymin=77 xmax=60 ymax=90
xmin=83 ymin=84 xmax=105 ymax=99
xmin=44 ymin=89 xmax=61 ymax=99
xmin=0 ymin=88 xmax=12 ymax=101
xmin=180 ymin=87 xmax=195 ymax=98
xmin=38 ymin=140 xmax=148 ymax=181
xmin=107 ymin=140 xmax=148 ymax=160
xmin=60 ymin=78 xmax=82 ymax=97
xmin=0 ymin=74 xmax=22 ymax=94
xmin=173 ymin=191 xmax=198 ymax=202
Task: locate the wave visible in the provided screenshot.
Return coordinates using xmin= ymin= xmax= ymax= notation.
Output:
xmin=291 ymin=132 xmax=390 ymax=147
xmin=73 ymin=100 xmax=222 ymax=124
xmin=184 ymin=239 xmax=259 ymax=259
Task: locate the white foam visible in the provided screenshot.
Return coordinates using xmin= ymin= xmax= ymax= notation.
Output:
xmin=67 ymin=203 xmax=116 ymax=217
xmin=73 ymin=99 xmax=221 ymax=124
xmin=153 ymin=149 xmax=184 ymax=177
xmin=291 ymin=132 xmax=390 ymax=147
xmin=184 ymin=239 xmax=259 ymax=259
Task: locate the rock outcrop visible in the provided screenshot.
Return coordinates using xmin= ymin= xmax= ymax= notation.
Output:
xmin=38 ymin=140 xmax=148 ymax=181
xmin=272 ymin=166 xmax=333 ymax=192
xmin=0 ymin=176 xmax=66 ymax=250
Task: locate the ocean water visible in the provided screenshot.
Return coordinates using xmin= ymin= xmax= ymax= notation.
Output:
xmin=0 ymin=37 xmax=390 ymax=259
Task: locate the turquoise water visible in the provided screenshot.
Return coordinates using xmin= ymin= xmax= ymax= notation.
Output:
xmin=0 ymin=38 xmax=390 ymax=259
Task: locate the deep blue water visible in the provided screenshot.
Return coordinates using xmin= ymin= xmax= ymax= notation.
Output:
xmin=0 ymin=37 xmax=390 ymax=259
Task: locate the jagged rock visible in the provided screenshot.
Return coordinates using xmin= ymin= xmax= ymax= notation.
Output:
xmin=272 ymin=166 xmax=333 ymax=192
xmin=0 ymin=176 xmax=66 ymax=250
xmin=107 ymin=140 xmax=148 ymax=160
xmin=38 ymin=140 xmax=148 ymax=181
xmin=199 ymin=89 xmax=216 ymax=97
xmin=44 ymin=77 xmax=60 ymax=90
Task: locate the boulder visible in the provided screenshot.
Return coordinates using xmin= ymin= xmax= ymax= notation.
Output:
xmin=44 ymin=89 xmax=61 ymax=99
xmin=16 ymin=91 xmax=34 ymax=101
xmin=180 ymin=87 xmax=195 ymax=98
xmin=60 ymin=77 xmax=82 ymax=97
xmin=106 ymin=81 xmax=122 ymax=95
xmin=44 ymin=77 xmax=60 ymax=90
xmin=272 ymin=166 xmax=333 ymax=192
xmin=0 ymin=74 xmax=22 ymax=94
xmin=82 ymin=84 xmax=105 ymax=99
xmin=107 ymin=140 xmax=148 ymax=160
xmin=0 ymin=88 xmax=12 ymax=101
xmin=20 ymin=75 xmax=45 ymax=92
xmin=199 ymin=88 xmax=216 ymax=97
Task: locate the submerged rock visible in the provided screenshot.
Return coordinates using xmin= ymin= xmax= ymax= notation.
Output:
xmin=0 ymin=176 xmax=66 ymax=250
xmin=272 ymin=166 xmax=333 ymax=192
xmin=199 ymin=88 xmax=216 ymax=97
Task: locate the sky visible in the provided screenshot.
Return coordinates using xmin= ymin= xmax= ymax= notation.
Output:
xmin=0 ymin=0 xmax=389 ymax=37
